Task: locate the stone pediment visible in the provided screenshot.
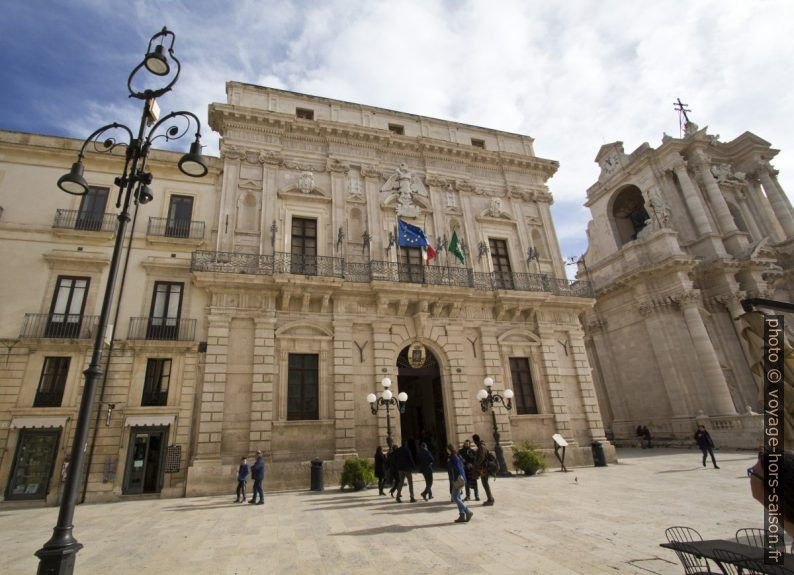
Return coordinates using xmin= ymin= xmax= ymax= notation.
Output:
xmin=275 ymin=321 xmax=333 ymax=339
xmin=277 ymin=171 xmax=330 ymax=203
xmin=497 ymin=328 xmax=542 ymax=345
xmin=239 ymin=180 xmax=262 ymax=191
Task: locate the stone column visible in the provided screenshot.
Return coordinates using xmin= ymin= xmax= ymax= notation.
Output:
xmin=746 ymin=177 xmax=786 ymax=242
xmin=568 ymin=329 xmax=607 ymax=442
xmin=671 ymin=160 xmax=713 ymax=237
xmin=639 ymin=302 xmax=692 ymax=417
xmin=537 ymin=322 xmax=574 ymax=442
xmin=735 ymin=188 xmax=763 ymax=241
xmin=332 ymin=320 xmax=357 ymax=459
xmin=677 ymin=293 xmax=736 ymax=415
xmin=757 ymin=162 xmax=794 ymax=239
xmin=195 ymin=314 xmax=231 ymax=459
xmin=445 ymin=324 xmax=476 ymax=445
xmin=250 ymin=316 xmax=276 ymax=454
xmin=689 ymin=149 xmax=739 ymax=236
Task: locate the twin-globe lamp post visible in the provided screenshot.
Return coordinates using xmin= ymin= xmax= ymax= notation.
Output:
xmin=367 ymin=377 xmax=408 ymax=449
xmin=476 ymin=376 xmax=514 ymax=477
xmin=35 ymin=27 xmax=208 ymax=575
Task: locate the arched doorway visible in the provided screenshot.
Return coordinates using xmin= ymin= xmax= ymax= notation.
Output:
xmin=396 ymin=345 xmax=448 ymax=467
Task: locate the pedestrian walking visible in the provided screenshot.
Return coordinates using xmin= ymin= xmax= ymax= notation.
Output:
xmin=459 ymin=439 xmax=479 ymax=501
xmin=395 ymin=438 xmax=417 ymax=503
xmin=642 ymin=425 xmax=652 ymax=449
xmin=235 ymin=456 xmax=249 ymax=503
xmin=374 ymin=446 xmax=387 ymax=496
xmin=694 ymin=425 xmax=719 ymax=469
xmin=248 ymin=450 xmax=266 ymax=504
xmin=447 ymin=443 xmax=473 ymax=524
xmin=473 ymin=434 xmax=495 ymax=506
xmin=388 ymin=444 xmax=400 ymax=497
xmin=417 ymin=441 xmax=435 ymax=501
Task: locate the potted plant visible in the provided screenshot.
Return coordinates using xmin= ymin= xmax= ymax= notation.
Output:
xmin=512 ymin=442 xmax=547 ymax=476
xmin=340 ymin=457 xmax=376 ymax=491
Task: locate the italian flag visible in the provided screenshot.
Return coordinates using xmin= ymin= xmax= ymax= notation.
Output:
xmin=422 ymin=244 xmax=436 ymax=265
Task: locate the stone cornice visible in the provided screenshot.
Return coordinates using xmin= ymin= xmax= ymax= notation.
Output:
xmin=209 ymin=104 xmax=558 ymax=179
xmin=593 ymin=254 xmax=698 ymax=297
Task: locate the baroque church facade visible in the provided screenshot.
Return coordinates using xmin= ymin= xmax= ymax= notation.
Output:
xmin=579 ymin=120 xmax=793 ymax=448
xmin=0 ymin=83 xmax=610 ymax=503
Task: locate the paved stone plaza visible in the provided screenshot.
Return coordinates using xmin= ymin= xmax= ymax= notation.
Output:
xmin=0 ymin=449 xmax=769 ymax=574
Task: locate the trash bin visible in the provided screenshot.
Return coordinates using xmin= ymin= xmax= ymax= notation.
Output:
xmin=591 ymin=441 xmax=607 ymax=467
xmin=310 ymin=458 xmax=324 ymax=491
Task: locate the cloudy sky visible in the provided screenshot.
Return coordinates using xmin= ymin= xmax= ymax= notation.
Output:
xmin=2 ymin=0 xmax=792 ymax=268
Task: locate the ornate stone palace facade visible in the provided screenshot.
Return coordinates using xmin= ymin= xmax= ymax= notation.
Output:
xmin=0 ymin=84 xmax=611 ymax=503
xmin=580 ymin=121 xmax=793 ymax=448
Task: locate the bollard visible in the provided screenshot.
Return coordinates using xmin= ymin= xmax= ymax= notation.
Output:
xmin=310 ymin=458 xmax=324 ymax=491
xmin=591 ymin=441 xmax=607 ymax=467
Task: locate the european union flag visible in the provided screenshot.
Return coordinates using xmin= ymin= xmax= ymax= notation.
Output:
xmin=397 ymin=219 xmax=429 ymax=247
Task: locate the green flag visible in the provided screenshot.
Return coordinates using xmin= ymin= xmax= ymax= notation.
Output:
xmin=449 ymin=230 xmax=465 ymax=265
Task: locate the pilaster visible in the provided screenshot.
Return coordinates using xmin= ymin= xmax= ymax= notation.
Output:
xmin=332 ymin=320 xmax=357 ymax=458
xmin=195 ymin=314 xmax=231 ymax=459
xmin=568 ymin=329 xmax=606 ymax=441
xmin=537 ymin=321 xmax=574 ymax=442
xmin=250 ymin=316 xmax=276 ymax=454
xmin=757 ymin=162 xmax=794 ymax=239
xmin=479 ymin=326 xmax=513 ymax=448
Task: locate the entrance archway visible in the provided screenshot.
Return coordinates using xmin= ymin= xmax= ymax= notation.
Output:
xmin=397 ymin=345 xmax=448 ymax=467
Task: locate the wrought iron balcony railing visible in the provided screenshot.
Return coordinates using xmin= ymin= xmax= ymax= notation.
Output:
xmin=192 ymin=250 xmax=594 ymax=297
xmin=53 ymin=209 xmax=117 ymax=233
xmin=127 ymin=317 xmax=196 ymax=341
xmin=20 ymin=313 xmax=100 ymax=339
xmin=147 ymin=217 xmax=205 ymax=240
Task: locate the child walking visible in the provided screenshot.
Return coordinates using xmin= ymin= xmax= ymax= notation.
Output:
xmin=235 ymin=457 xmax=250 ymax=502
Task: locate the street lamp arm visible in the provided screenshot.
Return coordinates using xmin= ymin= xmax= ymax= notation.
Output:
xmin=146 ymin=110 xmax=203 ymax=146
xmin=75 ymin=123 xmax=135 ymax=162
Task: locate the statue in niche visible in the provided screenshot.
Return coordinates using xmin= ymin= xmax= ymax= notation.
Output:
xmin=445 ymin=184 xmax=458 ymax=208
xmin=488 ymin=197 xmax=503 ymax=217
xmin=645 ymin=186 xmax=672 ymax=229
xmin=381 ymin=163 xmax=428 ymax=217
xmin=298 ymin=171 xmax=315 ymax=194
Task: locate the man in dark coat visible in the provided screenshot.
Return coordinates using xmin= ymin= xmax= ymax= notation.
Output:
xmin=416 ymin=441 xmax=435 ymax=501
xmin=388 ymin=445 xmax=400 ymax=497
xmin=374 ymin=446 xmax=387 ymax=496
xmin=248 ymin=450 xmax=266 ymax=504
xmin=694 ymin=425 xmax=719 ymax=469
xmin=459 ymin=439 xmax=479 ymax=501
xmin=395 ymin=439 xmax=416 ymax=503
xmin=473 ymin=434 xmax=495 ymax=505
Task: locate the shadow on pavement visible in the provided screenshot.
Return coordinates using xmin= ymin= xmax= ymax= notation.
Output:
xmin=330 ymin=521 xmax=461 ymax=536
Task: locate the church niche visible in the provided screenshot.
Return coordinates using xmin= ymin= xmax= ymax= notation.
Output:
xmin=611 ymin=185 xmax=649 ymax=247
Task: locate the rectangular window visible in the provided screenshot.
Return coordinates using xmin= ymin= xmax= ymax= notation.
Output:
xmin=388 ymin=123 xmax=405 ymax=135
xmin=46 ymin=276 xmax=90 ymax=338
xmin=76 ymin=186 xmax=109 ymax=231
xmin=142 ymin=358 xmax=171 ymax=406
xmin=6 ymin=429 xmax=60 ymax=500
xmin=398 ymin=246 xmax=424 ymax=283
xmin=290 ymin=217 xmax=317 ymax=275
xmin=509 ymin=357 xmax=538 ymax=414
xmin=489 ymin=238 xmax=514 ymax=289
xmin=34 ymin=357 xmax=70 ymax=407
xmin=471 ymin=138 xmax=485 ymax=149
xmin=287 ymin=354 xmax=319 ymax=420
xmin=296 ymin=108 xmax=314 ymax=120
xmin=165 ymin=195 xmax=194 ymax=238
xmin=147 ymin=282 xmax=183 ymax=340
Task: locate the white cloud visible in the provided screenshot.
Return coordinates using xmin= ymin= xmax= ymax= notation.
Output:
xmin=14 ymin=0 xmax=794 ymax=264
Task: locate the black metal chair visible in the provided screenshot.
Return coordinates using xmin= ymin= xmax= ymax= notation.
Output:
xmin=665 ymin=526 xmax=720 ymax=575
xmin=712 ymin=548 xmax=751 ymax=575
xmin=736 ymin=528 xmax=767 ymax=549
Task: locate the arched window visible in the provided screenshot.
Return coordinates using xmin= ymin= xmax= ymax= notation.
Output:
xmin=611 ymin=186 xmax=649 ymax=247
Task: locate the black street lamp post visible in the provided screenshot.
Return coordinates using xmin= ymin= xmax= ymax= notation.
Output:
xmin=35 ymin=27 xmax=208 ymax=575
xmin=367 ymin=377 xmax=408 ymax=449
xmin=476 ymin=376 xmax=514 ymax=477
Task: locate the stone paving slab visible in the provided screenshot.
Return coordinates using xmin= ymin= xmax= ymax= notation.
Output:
xmin=0 ymin=449 xmax=769 ymax=574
